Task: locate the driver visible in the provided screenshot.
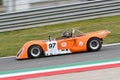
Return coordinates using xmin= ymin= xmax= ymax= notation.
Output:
xmin=62 ymin=31 xmax=70 ymax=38
xmin=62 ymin=28 xmax=75 ymax=38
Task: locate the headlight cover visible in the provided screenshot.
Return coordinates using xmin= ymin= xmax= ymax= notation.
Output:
xmin=16 ymin=48 xmax=24 ymax=57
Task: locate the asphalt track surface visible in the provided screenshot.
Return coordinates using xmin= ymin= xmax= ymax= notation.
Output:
xmin=0 ymin=44 xmax=120 ymax=72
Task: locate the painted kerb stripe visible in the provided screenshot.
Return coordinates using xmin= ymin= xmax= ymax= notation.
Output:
xmin=0 ymin=58 xmax=120 ymax=80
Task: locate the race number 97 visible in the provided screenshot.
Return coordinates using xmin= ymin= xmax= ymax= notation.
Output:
xmin=49 ymin=43 xmax=56 ymax=49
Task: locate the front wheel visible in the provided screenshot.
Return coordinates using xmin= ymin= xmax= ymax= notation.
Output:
xmin=28 ymin=45 xmax=44 ymax=58
xmin=87 ymin=38 xmax=102 ymax=52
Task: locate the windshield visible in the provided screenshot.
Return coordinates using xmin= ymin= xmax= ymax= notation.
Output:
xmin=48 ymin=28 xmax=85 ymax=41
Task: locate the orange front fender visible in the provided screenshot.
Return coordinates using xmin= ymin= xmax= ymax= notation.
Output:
xmin=16 ymin=40 xmax=47 ymax=59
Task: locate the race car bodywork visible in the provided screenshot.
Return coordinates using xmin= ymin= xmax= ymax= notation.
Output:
xmin=16 ymin=30 xmax=110 ymax=59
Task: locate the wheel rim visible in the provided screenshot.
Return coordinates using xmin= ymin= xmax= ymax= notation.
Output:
xmin=31 ymin=47 xmax=41 ymax=57
xmin=90 ymin=40 xmax=99 ymax=50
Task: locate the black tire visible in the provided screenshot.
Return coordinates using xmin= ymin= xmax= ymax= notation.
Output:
xmin=87 ymin=38 xmax=102 ymax=52
xmin=28 ymin=45 xmax=44 ymax=58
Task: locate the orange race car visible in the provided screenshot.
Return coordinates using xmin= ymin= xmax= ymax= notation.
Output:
xmin=16 ymin=29 xmax=110 ymax=59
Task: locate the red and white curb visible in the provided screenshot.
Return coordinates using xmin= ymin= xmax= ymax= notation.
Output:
xmin=0 ymin=58 xmax=120 ymax=80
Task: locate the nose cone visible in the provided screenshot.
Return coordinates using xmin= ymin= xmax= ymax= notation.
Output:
xmin=16 ymin=47 xmax=28 ymax=59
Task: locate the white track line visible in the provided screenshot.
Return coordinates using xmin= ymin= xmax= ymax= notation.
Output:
xmin=0 ymin=56 xmax=15 ymax=60
xmin=0 ymin=43 xmax=120 ymax=60
xmin=103 ymin=43 xmax=120 ymax=47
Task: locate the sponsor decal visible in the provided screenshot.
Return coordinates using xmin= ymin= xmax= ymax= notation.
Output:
xmin=79 ymin=41 xmax=83 ymax=46
xmin=61 ymin=42 xmax=67 ymax=47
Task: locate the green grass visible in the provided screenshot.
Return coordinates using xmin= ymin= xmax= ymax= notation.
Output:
xmin=0 ymin=5 xmax=3 ymax=13
xmin=0 ymin=15 xmax=120 ymax=57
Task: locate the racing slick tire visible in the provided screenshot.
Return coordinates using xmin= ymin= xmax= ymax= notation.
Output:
xmin=28 ymin=45 xmax=44 ymax=58
xmin=87 ymin=38 xmax=102 ymax=52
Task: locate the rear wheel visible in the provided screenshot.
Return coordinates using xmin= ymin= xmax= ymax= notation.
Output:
xmin=28 ymin=45 xmax=44 ymax=58
xmin=87 ymin=38 xmax=102 ymax=52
